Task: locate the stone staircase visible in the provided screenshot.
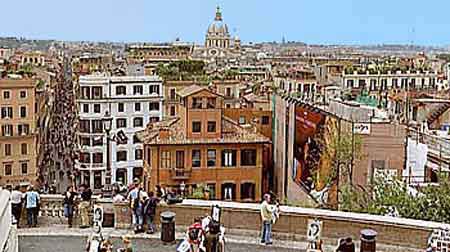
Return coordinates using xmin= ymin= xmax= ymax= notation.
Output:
xmin=427 ymin=102 xmax=450 ymax=127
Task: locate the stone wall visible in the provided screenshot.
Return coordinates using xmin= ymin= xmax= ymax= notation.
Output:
xmin=38 ymin=196 xmax=444 ymax=252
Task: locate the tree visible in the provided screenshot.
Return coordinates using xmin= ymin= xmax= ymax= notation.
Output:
xmin=340 ymin=173 xmax=450 ymax=223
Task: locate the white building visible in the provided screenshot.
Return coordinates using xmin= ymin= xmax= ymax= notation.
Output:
xmin=75 ymin=74 xmax=164 ymax=190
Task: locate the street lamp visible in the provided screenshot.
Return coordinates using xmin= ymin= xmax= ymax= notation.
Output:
xmin=102 ymin=111 xmax=113 ymax=186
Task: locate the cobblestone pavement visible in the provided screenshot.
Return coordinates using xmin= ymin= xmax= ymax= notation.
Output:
xmin=18 ymin=227 xmax=306 ymax=252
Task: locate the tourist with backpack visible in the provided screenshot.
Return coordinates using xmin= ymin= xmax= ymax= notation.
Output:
xmin=127 ymin=178 xmax=145 ymax=233
xmin=143 ymin=191 xmax=159 ymax=234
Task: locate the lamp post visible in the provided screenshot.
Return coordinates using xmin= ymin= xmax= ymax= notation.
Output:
xmin=102 ymin=111 xmax=113 ymax=187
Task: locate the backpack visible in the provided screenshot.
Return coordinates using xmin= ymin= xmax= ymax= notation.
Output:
xmin=131 ymin=189 xmax=141 ymax=210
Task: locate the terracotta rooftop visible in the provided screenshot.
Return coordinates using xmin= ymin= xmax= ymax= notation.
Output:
xmin=136 ymin=116 xmax=270 ymax=145
xmin=176 ymin=85 xmax=208 ymax=98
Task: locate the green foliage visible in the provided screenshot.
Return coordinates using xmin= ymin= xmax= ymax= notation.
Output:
xmin=155 ymin=60 xmax=206 ymax=81
xmin=340 ymin=174 xmax=450 ymax=223
xmin=190 ymin=183 xmax=206 ymax=199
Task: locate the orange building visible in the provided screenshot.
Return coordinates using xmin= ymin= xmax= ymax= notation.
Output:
xmin=138 ymin=85 xmax=271 ymax=202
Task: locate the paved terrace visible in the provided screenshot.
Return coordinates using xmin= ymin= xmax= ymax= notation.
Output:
xmin=10 ymin=195 xmax=449 ymax=252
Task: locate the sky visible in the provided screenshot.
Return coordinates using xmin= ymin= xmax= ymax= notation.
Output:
xmin=1 ymin=0 xmax=450 ymax=45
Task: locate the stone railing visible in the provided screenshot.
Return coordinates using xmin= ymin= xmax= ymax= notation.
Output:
xmin=0 ymin=189 xmax=18 ymax=252
xmin=37 ymin=195 xmax=441 ymax=252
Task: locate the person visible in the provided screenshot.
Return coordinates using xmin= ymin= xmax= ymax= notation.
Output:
xmin=143 ymin=191 xmax=159 ymax=234
xmin=10 ymin=185 xmax=24 ymax=226
xmin=336 ymin=237 xmax=355 ymax=252
xmin=187 ymin=217 xmax=205 ymax=251
xmin=127 ymin=178 xmax=145 ymax=233
xmin=112 ymin=189 xmax=125 ymax=203
xmin=79 ymin=184 xmax=92 ymax=228
xmin=117 ymin=235 xmax=134 ymax=252
xmin=99 ymin=238 xmax=113 ymax=252
xmin=63 ymin=185 xmax=78 ymax=228
xmin=260 ymin=193 xmax=275 ymax=245
xmin=24 ymin=185 xmax=40 ymax=228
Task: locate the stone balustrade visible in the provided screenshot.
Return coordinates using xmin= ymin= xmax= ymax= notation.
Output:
xmin=35 ymin=195 xmax=442 ymax=252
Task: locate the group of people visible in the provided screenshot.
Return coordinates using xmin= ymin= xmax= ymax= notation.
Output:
xmin=62 ymin=181 xmax=93 ymax=228
xmin=125 ymin=178 xmax=160 ymax=234
xmin=10 ymin=185 xmax=40 ymax=228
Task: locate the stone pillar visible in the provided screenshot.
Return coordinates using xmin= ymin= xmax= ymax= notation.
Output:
xmin=360 ymin=229 xmax=377 ymax=252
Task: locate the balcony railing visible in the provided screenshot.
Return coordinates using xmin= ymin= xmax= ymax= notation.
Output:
xmin=170 ymin=168 xmax=192 ymax=180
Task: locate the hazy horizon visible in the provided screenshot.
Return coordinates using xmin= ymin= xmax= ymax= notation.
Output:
xmin=2 ymin=0 xmax=450 ymax=46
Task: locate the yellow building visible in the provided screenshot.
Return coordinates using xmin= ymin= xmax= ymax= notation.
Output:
xmin=0 ymin=78 xmax=38 ymax=188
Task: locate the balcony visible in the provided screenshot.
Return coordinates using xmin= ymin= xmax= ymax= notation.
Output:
xmin=74 ymin=161 xmax=106 ymax=171
xmin=170 ymin=168 xmax=192 ymax=180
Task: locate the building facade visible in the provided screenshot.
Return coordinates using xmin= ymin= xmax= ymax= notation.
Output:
xmin=76 ymin=74 xmax=164 ymax=190
xmin=139 ymin=85 xmax=270 ymax=202
xmin=0 ymin=78 xmax=38 ymax=188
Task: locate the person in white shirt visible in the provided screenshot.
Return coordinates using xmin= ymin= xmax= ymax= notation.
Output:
xmin=10 ymin=186 xmax=24 ymax=225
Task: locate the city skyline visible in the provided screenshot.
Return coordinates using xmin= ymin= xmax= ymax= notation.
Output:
xmin=1 ymin=0 xmax=450 ymax=46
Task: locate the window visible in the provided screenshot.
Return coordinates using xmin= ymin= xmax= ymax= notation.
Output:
xmin=170 ymin=106 xmax=176 ymax=116
xmin=133 ymin=85 xmax=143 ymax=95
xmin=133 ymin=117 xmax=144 ymax=127
xmin=225 ymin=87 xmax=232 ymax=97
xmin=221 ymin=183 xmax=235 ymax=200
xmin=21 ymin=143 xmax=27 ymax=155
xmin=261 ymin=116 xmax=270 ymax=125
xmin=93 ymin=153 xmax=103 ymax=163
xmin=149 ymin=85 xmax=160 ymax=95
xmin=79 ymin=120 xmax=90 ymax=133
xmin=1 ymin=107 xmax=13 ymax=119
xmin=135 ymin=102 xmax=141 ymax=112
xmin=150 ymin=117 xmax=159 ymax=123
xmin=221 ymin=149 xmax=236 ymax=167
xmin=241 ymin=182 xmax=255 ymax=200
xmin=92 ymin=87 xmax=102 ymax=99
xmin=161 ymin=151 xmax=171 ymax=168
xmin=93 ymin=104 xmax=101 ymax=113
xmin=4 ymin=164 xmax=12 ymax=176
xmin=20 ymin=106 xmax=27 ymax=118
xmin=118 ymin=103 xmax=125 ymax=112
xmin=192 ymin=121 xmax=201 ymax=133
xmin=80 ymin=152 xmax=91 ymax=163
xmin=4 ymin=144 xmax=11 ymax=156
xmin=225 ymin=104 xmax=231 ymax=109
xmin=92 ymin=120 xmax=103 ymax=133
xmin=20 ymin=90 xmax=27 ymax=98
xmin=18 ymin=124 xmax=29 ymax=135
xmin=207 ymin=121 xmax=216 ymax=133
xmin=207 ymin=149 xmax=216 ymax=167
xmin=80 ymin=137 xmax=91 ymax=147
xmin=2 ymin=125 xmax=13 ymax=136
xmin=176 ymin=151 xmax=185 ymax=168
xmin=91 ymin=136 xmax=102 ymax=146
xmin=170 ymin=88 xmax=176 ymax=100
xmin=116 ymin=118 xmax=127 ymax=128
xmin=207 ymin=98 xmax=216 ymax=109
xmin=369 ymin=79 xmax=377 ymax=91
xmin=346 ymin=80 xmax=354 ymax=88
xmin=21 ymin=163 xmax=28 ymax=175
xmin=81 ymin=87 xmax=90 ymax=99
xmin=241 ymin=149 xmax=257 ymax=166
xmin=149 ymin=102 xmax=160 ymax=111
xmin=239 ymin=116 xmax=246 ymax=125
xmin=371 ymin=160 xmax=386 ymax=180
xmin=117 ymin=151 xmax=127 ymax=162
xmin=133 ymin=134 xmax=142 ymax=144
xmin=392 ymin=78 xmax=398 ymax=88
xmin=82 ymin=104 xmax=89 ymax=113
xmin=135 ymin=149 xmax=143 ymax=160
xmin=192 ymin=150 xmax=201 ymax=167
xmin=207 ymin=184 xmax=216 ymax=200
xmin=116 ymin=86 xmax=126 ymax=95
xmin=192 ymin=97 xmax=202 ymax=109
xmin=3 ymin=91 xmax=10 ymax=99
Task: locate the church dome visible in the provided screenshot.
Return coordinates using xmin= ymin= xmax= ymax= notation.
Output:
xmin=207 ymin=6 xmax=229 ymax=36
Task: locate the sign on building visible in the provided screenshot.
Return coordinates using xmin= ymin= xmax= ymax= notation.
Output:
xmin=307 ymin=219 xmax=322 ymax=242
xmin=353 ymin=123 xmax=371 ymax=135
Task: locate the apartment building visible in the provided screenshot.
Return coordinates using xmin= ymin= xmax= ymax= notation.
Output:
xmin=138 ymin=85 xmax=271 ymax=202
xmin=76 ymin=74 xmax=163 ymax=190
xmin=342 ymin=70 xmax=439 ymax=96
xmin=0 ymin=78 xmax=37 ymax=188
